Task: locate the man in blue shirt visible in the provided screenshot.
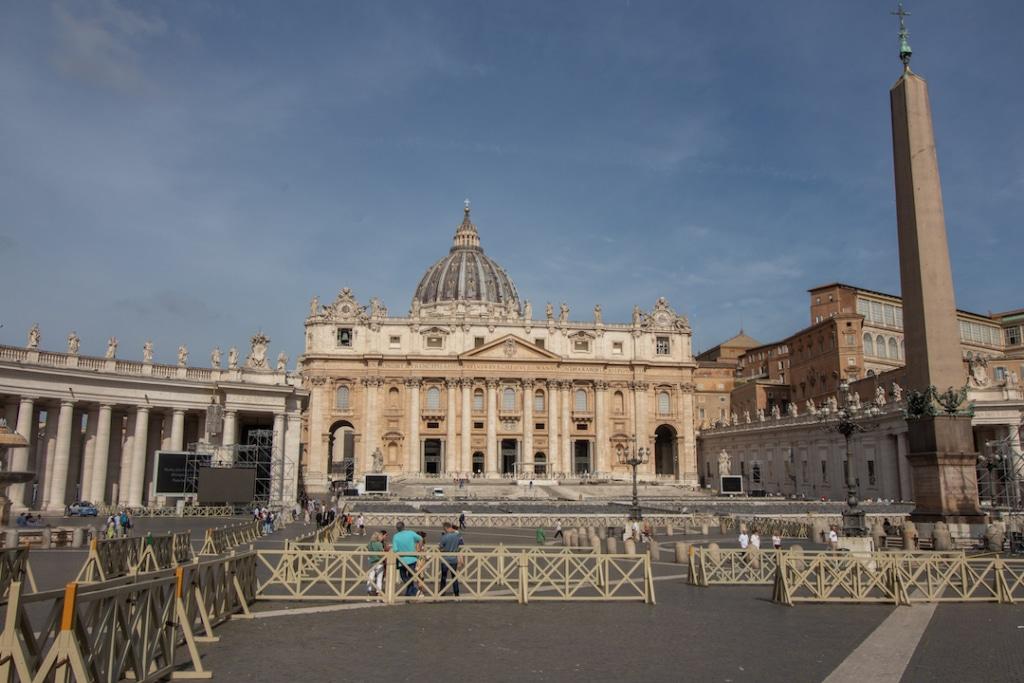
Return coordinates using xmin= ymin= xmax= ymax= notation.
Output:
xmin=438 ymin=522 xmax=464 ymax=596
xmin=391 ymin=522 xmax=424 ymax=596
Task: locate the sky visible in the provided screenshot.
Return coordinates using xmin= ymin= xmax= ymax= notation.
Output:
xmin=1 ymin=1 xmax=1021 ymax=365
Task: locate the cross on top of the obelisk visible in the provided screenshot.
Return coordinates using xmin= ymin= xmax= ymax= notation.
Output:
xmin=891 ymin=2 xmax=913 ymax=69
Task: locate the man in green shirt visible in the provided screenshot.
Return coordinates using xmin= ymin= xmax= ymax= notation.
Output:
xmin=536 ymin=526 xmax=546 ymax=545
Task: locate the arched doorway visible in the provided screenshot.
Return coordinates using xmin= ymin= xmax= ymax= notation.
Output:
xmin=472 ymin=451 xmax=484 ymax=475
xmin=423 ymin=439 xmax=443 ymax=474
xmin=534 ymin=452 xmax=547 ymax=476
xmin=328 ymin=420 xmax=356 ymax=482
xmin=654 ymin=425 xmax=677 ymax=477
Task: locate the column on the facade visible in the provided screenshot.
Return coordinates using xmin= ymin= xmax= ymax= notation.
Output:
xmin=361 ymin=378 xmax=379 ymax=476
xmin=406 ymin=378 xmax=420 ymax=474
xmin=445 ymin=379 xmax=458 ymax=476
xmin=222 ymin=410 xmax=237 ymax=447
xmin=306 ymin=379 xmax=326 ymax=484
xmin=10 ymin=396 xmax=35 ymax=510
xmin=522 ymin=379 xmax=534 ymax=476
xmin=460 ymin=379 xmax=472 ymax=475
xmin=80 ymin=407 xmax=99 ymax=503
xmin=127 ymin=406 xmax=150 ymax=507
xmin=485 ymin=379 xmax=499 ymax=476
xmin=894 ymin=431 xmax=912 ymax=501
xmin=560 ymin=382 xmax=571 ymax=476
xmin=633 ymin=382 xmax=649 ymax=447
xmin=594 ymin=381 xmax=608 ymax=476
xmin=270 ymin=412 xmax=286 ymax=502
xmin=45 ymin=400 xmax=76 ymax=511
xmin=547 ymin=380 xmax=559 ymax=475
xmin=160 ymin=412 xmax=172 ymax=451
xmin=88 ymin=404 xmax=113 ymax=504
xmin=117 ymin=417 xmax=135 ymax=505
xmin=171 ymin=409 xmax=186 ymax=451
xmin=679 ymin=388 xmax=697 ymax=485
xmin=2 ymin=400 xmax=16 ymax=435
xmin=283 ymin=413 xmax=302 ymax=502
xmin=40 ymin=409 xmax=59 ymax=508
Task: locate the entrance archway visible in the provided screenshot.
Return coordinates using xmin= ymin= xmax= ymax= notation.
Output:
xmin=573 ymin=440 xmax=591 ymax=475
xmin=328 ymin=420 xmax=355 ymax=482
xmin=423 ymin=439 xmax=442 ymax=474
xmin=534 ymin=452 xmax=547 ymax=476
xmin=655 ymin=424 xmax=677 ymax=476
xmin=472 ymin=451 xmax=484 ymax=475
xmin=501 ymin=439 xmax=518 ymax=475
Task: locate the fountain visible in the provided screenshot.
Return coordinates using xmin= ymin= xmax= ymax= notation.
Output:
xmin=0 ymin=420 xmax=35 ymax=526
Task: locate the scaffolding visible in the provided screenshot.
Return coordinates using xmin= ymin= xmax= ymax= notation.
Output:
xmin=185 ymin=431 xmax=273 ymax=505
xmin=977 ymin=419 xmax=1024 ymax=553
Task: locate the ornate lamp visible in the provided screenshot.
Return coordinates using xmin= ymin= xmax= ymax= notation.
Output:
xmin=617 ymin=437 xmax=650 ymax=521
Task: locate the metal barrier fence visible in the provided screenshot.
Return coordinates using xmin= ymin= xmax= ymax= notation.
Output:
xmin=772 ymin=551 xmax=1024 ymax=605
xmin=287 ymin=518 xmax=345 ymax=550
xmin=97 ymin=504 xmax=239 ymax=517
xmin=720 ymin=516 xmax=811 ymax=539
xmin=0 ymin=551 xmax=256 ymax=681
xmin=0 ymin=548 xmax=37 ymax=599
xmin=199 ymin=520 xmax=262 ymax=556
xmin=76 ymin=532 xmax=194 ymax=583
xmin=356 ymin=512 xmax=716 ymax=531
xmin=256 ymin=546 xmax=654 ymax=604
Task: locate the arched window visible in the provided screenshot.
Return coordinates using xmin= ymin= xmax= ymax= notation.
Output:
xmin=335 ymin=386 xmax=350 ymax=410
xmin=388 ymin=387 xmax=400 ymax=409
xmin=426 ymin=386 xmax=441 ymax=410
xmin=863 ymin=333 xmax=874 ymax=356
xmin=888 ymin=337 xmax=899 ymax=360
xmin=473 ymin=388 xmax=484 ymax=411
xmin=876 ymin=335 xmax=887 ymax=359
xmin=574 ymin=389 xmax=588 ymax=411
xmin=502 ymin=387 xmax=516 ymax=411
xmin=657 ymin=391 xmax=671 ymax=415
xmin=534 ymin=390 xmax=545 ymax=412
xmin=613 ymin=391 xmax=625 ymax=415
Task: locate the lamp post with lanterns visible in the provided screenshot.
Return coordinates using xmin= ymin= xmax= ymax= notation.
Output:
xmin=617 ymin=437 xmax=650 ymax=521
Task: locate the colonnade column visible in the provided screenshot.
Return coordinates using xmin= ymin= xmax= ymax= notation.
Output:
xmin=446 ymin=379 xmax=458 ymax=476
xmin=40 ymin=408 xmax=59 ymax=508
xmin=547 ymin=380 xmax=559 ymax=475
xmin=594 ymin=381 xmax=608 ymax=476
xmin=118 ymin=419 xmax=135 ymax=506
xmin=80 ymin=407 xmax=99 ymax=503
xmin=170 ymin=409 xmax=185 ymax=451
xmin=127 ymin=406 xmax=150 ymax=507
xmin=284 ymin=414 xmax=302 ymax=503
xmin=45 ymin=400 xmax=76 ymax=512
xmin=460 ymin=380 xmax=472 ymax=474
xmin=560 ymin=382 xmax=571 ymax=476
xmin=522 ymin=379 xmax=534 ymax=477
xmin=485 ymin=379 xmax=499 ymax=477
xmin=406 ymin=379 xmax=420 ymax=474
xmin=10 ymin=396 xmax=35 ymax=511
xmin=222 ymin=410 xmax=237 ymax=447
xmin=271 ymin=412 xmax=286 ymax=502
xmin=89 ymin=404 xmax=113 ymax=504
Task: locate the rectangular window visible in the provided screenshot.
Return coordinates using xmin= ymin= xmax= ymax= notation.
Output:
xmin=472 ymin=392 xmax=484 ymax=411
xmin=473 ymin=421 xmax=484 ymax=429
xmin=802 ymin=460 xmax=809 ymax=482
xmin=698 ymin=407 xmax=706 ymax=419
xmin=995 ymin=366 xmax=1007 ymax=382
xmin=534 ymin=338 xmax=545 ymax=349
xmin=857 ymin=298 xmax=869 ymax=316
xmin=867 ymin=460 xmax=876 ymax=486
xmin=535 ymin=422 xmax=545 ymax=430
xmin=573 ymin=339 xmax=591 ymax=352
xmin=656 ymin=337 xmax=670 ymax=355
xmin=389 ymin=335 xmax=401 ymax=349
xmin=1007 ymin=326 xmax=1021 ymax=346
xmin=426 ymin=336 xmax=443 ymax=349
xmin=870 ymin=301 xmax=884 ymax=324
xmin=426 ymin=421 xmax=439 ymax=429
xmin=474 ymin=337 xmax=485 ymax=348
xmin=895 ymin=306 xmax=903 ymax=329
xmin=576 ymin=423 xmax=587 ymax=431
xmin=336 ymin=328 xmax=353 ymax=347
xmin=612 ymin=341 xmax=623 ymax=354
xmin=884 ymin=304 xmax=896 ymax=326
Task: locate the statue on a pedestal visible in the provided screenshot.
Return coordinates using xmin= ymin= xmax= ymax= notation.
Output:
xmin=143 ymin=340 xmax=153 ymax=363
xmin=105 ymin=337 xmax=118 ymax=359
xmin=211 ymin=347 xmax=222 ymax=368
xmin=276 ymin=352 xmax=288 ymax=372
xmin=67 ymin=332 xmax=80 ymax=355
xmin=177 ymin=345 xmax=188 ymax=367
xmin=228 ymin=347 xmax=238 ymax=369
xmin=26 ymin=324 xmax=40 ymax=350
xmin=593 ymin=304 xmax=602 ymax=324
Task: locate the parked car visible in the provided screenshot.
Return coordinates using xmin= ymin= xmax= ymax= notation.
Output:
xmin=431 ymin=487 xmax=446 ymax=499
xmin=67 ymin=501 xmax=98 ymax=516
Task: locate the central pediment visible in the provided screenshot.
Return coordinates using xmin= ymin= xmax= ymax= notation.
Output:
xmin=460 ymin=334 xmax=561 ymax=362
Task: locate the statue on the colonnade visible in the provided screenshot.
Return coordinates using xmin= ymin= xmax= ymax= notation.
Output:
xmin=632 ymin=305 xmax=643 ymax=325
xmin=787 ymin=402 xmax=798 ymax=417
xmin=559 ymin=303 xmax=569 ymax=323
xmin=228 ymin=347 xmax=238 ymax=369
xmin=593 ymin=304 xmax=602 ymax=324
xmin=26 ymin=323 xmax=40 ymax=349
xmin=67 ymin=331 xmax=80 ymax=355
xmin=849 ymin=391 xmax=861 ymax=410
xmin=756 ymin=408 xmax=765 ymax=422
xmin=891 ymin=382 xmax=903 ymax=402
xmin=805 ymin=398 xmax=816 ymax=415
xmin=545 ymin=302 xmax=554 ymax=321
xmin=143 ymin=340 xmax=153 ymax=363
xmin=730 ymin=411 xmax=738 ymax=426
xmin=875 ymin=385 xmax=887 ymax=406
xmin=177 ymin=345 xmax=188 ymax=367
xmin=717 ymin=449 xmax=732 ymax=475
xmin=211 ymin=346 xmax=222 ymax=368
xmin=771 ymin=404 xmax=781 ymax=419
xmin=105 ymin=337 xmax=118 ymax=359
xmin=523 ymin=300 xmax=532 ymax=321
xmin=309 ymin=295 xmax=319 ymax=317
xmin=245 ymin=333 xmax=270 ymax=369
xmin=743 ymin=410 xmax=750 ymax=424
xmin=276 ymin=352 xmax=288 ymax=372
xmin=1008 ymin=371 xmax=1020 ymax=388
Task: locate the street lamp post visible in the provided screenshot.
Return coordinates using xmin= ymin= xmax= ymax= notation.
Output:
xmin=819 ymin=380 xmax=881 ymax=537
xmin=618 ymin=438 xmax=650 ymax=521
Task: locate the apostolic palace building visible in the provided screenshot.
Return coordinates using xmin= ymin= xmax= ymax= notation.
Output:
xmin=0 ymin=203 xmax=699 ymax=510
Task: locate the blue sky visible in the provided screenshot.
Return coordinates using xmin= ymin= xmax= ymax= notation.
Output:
xmin=1 ymin=1 xmax=1021 ymax=364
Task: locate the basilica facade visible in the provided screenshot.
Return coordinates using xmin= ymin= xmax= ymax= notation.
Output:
xmin=300 ymin=205 xmax=698 ymax=494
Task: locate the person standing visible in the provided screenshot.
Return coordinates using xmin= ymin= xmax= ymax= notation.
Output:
xmin=750 ymin=531 xmax=761 ymax=550
xmin=119 ymin=510 xmax=131 ymax=537
xmin=438 ymin=522 xmax=464 ymax=597
xmin=554 ymin=520 xmax=563 ymax=539
xmin=771 ymin=533 xmax=782 ymax=550
xmin=536 ymin=526 xmax=547 ymax=545
xmin=458 ymin=512 xmax=466 ymax=530
xmin=738 ymin=530 xmax=749 ymax=550
xmin=357 ymin=514 xmax=365 ymax=536
xmin=366 ymin=532 xmax=386 ymax=596
xmin=828 ymin=526 xmax=839 ymax=550
xmin=391 ymin=522 xmax=424 ymax=596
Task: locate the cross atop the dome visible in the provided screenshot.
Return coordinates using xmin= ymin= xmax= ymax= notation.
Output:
xmin=464 ymin=198 xmax=471 ymax=215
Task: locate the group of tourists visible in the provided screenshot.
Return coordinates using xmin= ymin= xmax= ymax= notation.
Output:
xmin=738 ymin=529 xmax=783 ymax=550
xmin=14 ymin=512 xmax=46 ymax=527
xmin=251 ymin=506 xmax=277 ymax=534
xmin=103 ymin=510 xmax=133 ymax=538
xmin=364 ymin=520 xmax=466 ymax=598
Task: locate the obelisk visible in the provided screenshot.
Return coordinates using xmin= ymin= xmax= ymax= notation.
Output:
xmin=888 ymin=6 xmax=983 ymax=525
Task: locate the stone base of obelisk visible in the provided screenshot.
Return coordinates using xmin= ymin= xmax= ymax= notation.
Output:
xmin=907 ymin=415 xmax=988 ymax=526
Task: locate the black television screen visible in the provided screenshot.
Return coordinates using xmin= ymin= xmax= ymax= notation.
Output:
xmin=720 ymin=475 xmax=743 ymax=494
xmin=364 ymin=474 xmax=389 ymax=493
xmin=198 ymin=467 xmax=256 ymax=504
xmin=153 ymin=451 xmax=190 ymax=496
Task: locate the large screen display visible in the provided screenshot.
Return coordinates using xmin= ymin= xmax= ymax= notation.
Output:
xmin=364 ymin=474 xmax=389 ymax=493
xmin=720 ymin=475 xmax=744 ymax=494
xmin=198 ymin=467 xmax=256 ymax=504
xmin=153 ymin=451 xmax=190 ymax=496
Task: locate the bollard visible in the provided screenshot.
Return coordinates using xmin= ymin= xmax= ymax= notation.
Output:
xmin=567 ymin=530 xmax=578 ymax=548
xmin=811 ymin=519 xmax=829 ymax=545
xmin=41 ymin=528 xmax=52 ymax=549
xmin=902 ymin=521 xmax=918 ymax=551
xmin=562 ymin=529 xmax=572 ymax=547
xmin=4 ymin=529 xmax=18 ymax=549
xmin=719 ymin=518 xmax=729 ymax=535
xmin=606 ymin=536 xmax=618 ymax=554
xmin=648 ymin=541 xmax=661 ymax=561
xmin=666 ymin=523 xmax=674 ymax=537
xmin=706 ymin=542 xmax=721 ymax=564
xmin=577 ymin=527 xmax=586 ymax=541
xmin=72 ymin=527 xmax=85 ymax=549
xmin=590 ymin=534 xmax=602 ymax=555
xmin=985 ymin=523 xmax=1006 ymax=552
xmin=700 ymin=523 xmax=709 ymax=536
xmin=789 ymin=544 xmax=805 ymax=571
xmin=931 ymin=521 xmax=952 ymax=552
xmin=870 ymin=521 xmax=885 ymax=550
xmin=674 ymin=541 xmax=689 ymax=564
xmin=746 ymin=545 xmax=760 ymax=569
xmin=624 ymin=539 xmax=637 ymax=555
xmin=596 ymin=526 xmax=607 ymax=540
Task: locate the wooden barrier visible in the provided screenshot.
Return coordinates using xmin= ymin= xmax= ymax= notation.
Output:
xmin=0 ymin=547 xmax=37 ymax=598
xmin=76 ymin=532 xmax=194 ymax=583
xmin=199 ymin=520 xmax=262 ymax=556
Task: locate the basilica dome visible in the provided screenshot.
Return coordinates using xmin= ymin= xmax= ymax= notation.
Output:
xmin=412 ymin=203 xmax=521 ymax=317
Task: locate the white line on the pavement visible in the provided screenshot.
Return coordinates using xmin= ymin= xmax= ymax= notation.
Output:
xmin=823 ymin=603 xmax=937 ymax=683
xmin=253 ymin=602 xmax=391 ymax=618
